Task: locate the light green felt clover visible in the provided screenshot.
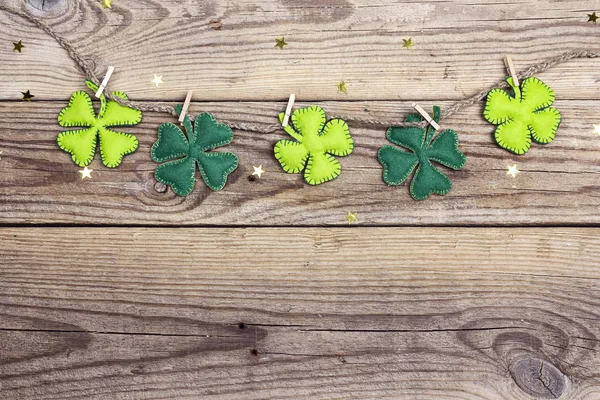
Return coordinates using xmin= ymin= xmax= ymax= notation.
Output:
xmin=484 ymin=77 xmax=561 ymax=155
xmin=378 ymin=106 xmax=466 ymax=201
xmin=151 ymin=105 xmax=238 ymax=197
xmin=275 ymin=105 xmax=354 ymax=185
xmin=57 ymin=80 xmax=142 ymax=168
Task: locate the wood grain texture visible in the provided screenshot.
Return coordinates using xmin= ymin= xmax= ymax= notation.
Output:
xmin=0 ymin=100 xmax=599 ymax=225
xmin=1 ymin=1 xmax=600 ymax=399
xmin=0 ymin=0 xmax=598 ymax=102
xmin=1 ymin=227 xmax=599 ymax=399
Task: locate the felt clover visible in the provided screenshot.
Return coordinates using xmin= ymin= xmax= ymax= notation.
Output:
xmin=151 ymin=105 xmax=238 ymax=196
xmin=275 ymin=105 xmax=353 ymax=185
xmin=484 ymin=77 xmax=561 ymax=155
xmin=378 ymin=106 xmax=466 ymax=201
xmin=57 ymin=80 xmax=141 ymax=168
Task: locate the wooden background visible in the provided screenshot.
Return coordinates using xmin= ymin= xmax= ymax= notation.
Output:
xmin=0 ymin=0 xmax=599 ymax=399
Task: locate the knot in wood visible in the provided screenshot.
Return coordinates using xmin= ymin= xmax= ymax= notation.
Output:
xmin=28 ymin=0 xmax=64 ymax=11
xmin=154 ymin=181 xmax=168 ymax=194
xmin=509 ymin=358 xmax=567 ymax=398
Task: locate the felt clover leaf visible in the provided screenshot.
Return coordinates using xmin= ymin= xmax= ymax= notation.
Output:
xmin=484 ymin=77 xmax=561 ymax=155
xmin=378 ymin=106 xmax=466 ymax=201
xmin=57 ymin=80 xmax=142 ymax=168
xmin=275 ymin=105 xmax=353 ymax=185
xmin=151 ymin=105 xmax=238 ymax=196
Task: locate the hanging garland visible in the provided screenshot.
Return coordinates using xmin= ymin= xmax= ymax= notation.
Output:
xmin=1 ymin=4 xmax=599 ymax=199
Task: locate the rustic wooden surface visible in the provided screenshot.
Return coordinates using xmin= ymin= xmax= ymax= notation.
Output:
xmin=0 ymin=0 xmax=599 ymax=399
xmin=2 ymin=228 xmax=600 ymax=400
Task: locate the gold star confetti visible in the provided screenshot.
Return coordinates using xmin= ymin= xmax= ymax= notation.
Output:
xmin=21 ymin=90 xmax=34 ymax=101
xmin=507 ymin=164 xmax=520 ymax=178
xmin=345 ymin=212 xmax=358 ymax=224
xmin=588 ymin=12 xmax=598 ymax=24
xmin=336 ymin=80 xmax=348 ymax=94
xmin=13 ymin=40 xmax=24 ymax=53
xmin=252 ymin=165 xmax=265 ymax=179
xmin=402 ymin=38 xmax=414 ymax=50
xmin=151 ymin=74 xmax=164 ymax=87
xmin=79 ymin=167 xmax=93 ymax=179
xmin=594 ymin=124 xmax=600 ymax=136
xmin=101 ymin=0 xmax=113 ymax=9
xmin=275 ymin=37 xmax=287 ymax=50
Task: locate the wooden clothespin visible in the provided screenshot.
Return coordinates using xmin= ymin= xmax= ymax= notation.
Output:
xmin=95 ymin=66 xmax=115 ymax=98
xmin=178 ymin=90 xmax=193 ymax=123
xmin=412 ymin=103 xmax=440 ymax=131
xmin=282 ymin=94 xmax=295 ymax=127
xmin=504 ymin=55 xmax=519 ymax=87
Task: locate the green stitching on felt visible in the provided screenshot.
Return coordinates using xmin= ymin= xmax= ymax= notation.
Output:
xmin=377 ymin=105 xmax=466 ymax=201
xmin=274 ymin=105 xmax=354 ymax=185
xmin=151 ymin=105 xmax=239 ymax=196
xmin=57 ymin=80 xmax=141 ymax=168
xmin=484 ymin=76 xmax=561 ymax=155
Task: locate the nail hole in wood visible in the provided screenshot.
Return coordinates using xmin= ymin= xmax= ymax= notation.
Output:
xmin=237 ymin=322 xmax=247 ymax=330
xmin=248 ymin=175 xmax=256 ymax=182
xmin=249 ymin=349 xmax=258 ymax=357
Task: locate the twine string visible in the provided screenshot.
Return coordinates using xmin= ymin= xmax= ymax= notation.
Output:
xmin=2 ymin=4 xmax=599 ymax=133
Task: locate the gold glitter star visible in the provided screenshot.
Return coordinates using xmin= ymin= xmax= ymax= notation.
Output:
xmin=588 ymin=12 xmax=598 ymax=24
xmin=594 ymin=125 xmax=600 ymax=136
xmin=79 ymin=167 xmax=93 ymax=180
xmin=507 ymin=164 xmax=520 ymax=178
xmin=402 ymin=38 xmax=414 ymax=50
xmin=21 ymin=90 xmax=34 ymax=101
xmin=151 ymin=74 xmax=164 ymax=87
xmin=13 ymin=40 xmax=24 ymax=53
xmin=336 ymin=80 xmax=348 ymax=94
xmin=101 ymin=0 xmax=113 ymax=9
xmin=275 ymin=37 xmax=287 ymax=50
xmin=252 ymin=165 xmax=265 ymax=179
xmin=345 ymin=212 xmax=358 ymax=224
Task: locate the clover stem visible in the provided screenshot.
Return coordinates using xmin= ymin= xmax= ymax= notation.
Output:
xmin=98 ymin=93 xmax=107 ymax=118
xmin=425 ymin=125 xmax=436 ymax=147
xmin=508 ymin=77 xmax=522 ymax=100
xmin=424 ymin=105 xmax=441 ymax=145
xmin=284 ymin=125 xmax=303 ymax=142
xmin=514 ymin=85 xmax=521 ymax=101
xmin=182 ymin=116 xmax=195 ymax=146
xmin=278 ymin=112 xmax=303 ymax=141
xmin=84 ymin=79 xmax=107 ymax=118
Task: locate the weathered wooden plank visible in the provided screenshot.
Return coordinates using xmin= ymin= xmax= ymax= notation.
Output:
xmin=0 ymin=0 xmax=598 ymax=101
xmin=0 ymin=100 xmax=599 ymax=225
xmin=1 ymin=227 xmax=599 ymax=399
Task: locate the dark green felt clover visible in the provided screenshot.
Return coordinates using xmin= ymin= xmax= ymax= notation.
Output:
xmin=377 ymin=106 xmax=466 ymax=201
xmin=151 ymin=105 xmax=238 ymax=196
